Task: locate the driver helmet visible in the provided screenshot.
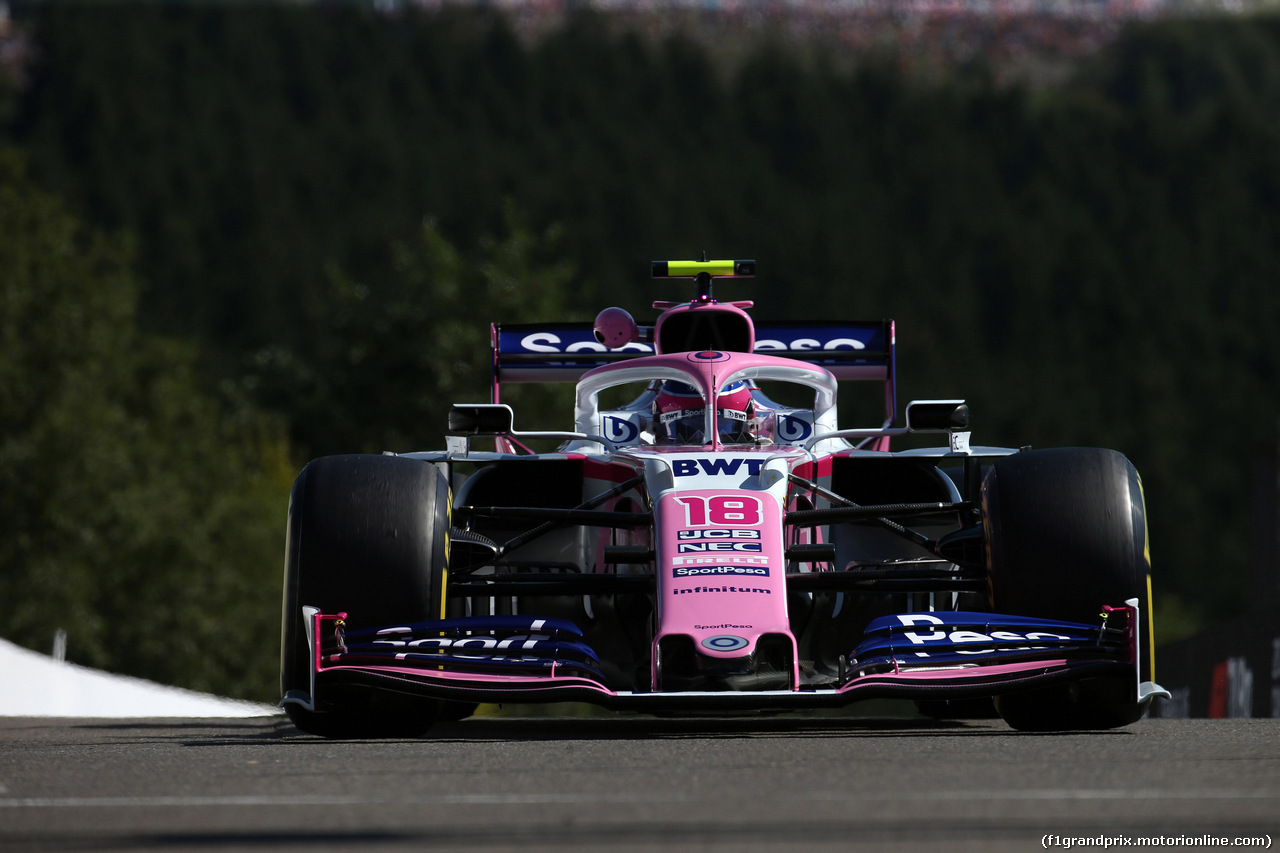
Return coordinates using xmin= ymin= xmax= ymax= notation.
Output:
xmin=653 ymin=380 xmax=756 ymax=445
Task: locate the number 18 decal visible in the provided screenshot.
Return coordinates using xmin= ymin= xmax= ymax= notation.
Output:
xmin=674 ymin=495 xmax=762 ymax=527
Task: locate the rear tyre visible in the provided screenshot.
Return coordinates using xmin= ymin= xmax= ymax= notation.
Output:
xmin=983 ymin=448 xmax=1153 ymax=731
xmin=280 ymin=454 xmax=452 ymax=737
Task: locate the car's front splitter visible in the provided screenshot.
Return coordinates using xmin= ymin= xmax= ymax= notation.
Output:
xmin=288 ymin=656 xmax=1137 ymax=714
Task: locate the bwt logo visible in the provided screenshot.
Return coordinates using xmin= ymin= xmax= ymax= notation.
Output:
xmin=604 ymin=416 xmax=640 ymax=443
xmin=673 ymin=458 xmax=766 ymax=477
xmin=776 ymin=415 xmax=812 ymax=442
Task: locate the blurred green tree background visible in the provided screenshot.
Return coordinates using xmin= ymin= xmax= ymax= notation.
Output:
xmin=1 ymin=4 xmax=1277 ymax=699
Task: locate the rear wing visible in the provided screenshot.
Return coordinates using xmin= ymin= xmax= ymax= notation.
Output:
xmin=491 ymin=320 xmax=897 ymax=422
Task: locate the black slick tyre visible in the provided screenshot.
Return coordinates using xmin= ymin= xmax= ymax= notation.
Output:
xmin=983 ymin=447 xmax=1154 ymax=731
xmin=280 ymin=454 xmax=452 ymax=737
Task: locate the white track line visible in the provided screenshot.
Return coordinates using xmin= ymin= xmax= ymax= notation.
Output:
xmin=1 ymin=789 xmax=1278 ymax=808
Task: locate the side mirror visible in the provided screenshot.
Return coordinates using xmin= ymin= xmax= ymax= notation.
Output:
xmin=593 ymin=307 xmax=640 ymax=348
xmin=449 ymin=404 xmax=514 ymax=435
xmin=905 ymin=400 xmax=969 ymax=431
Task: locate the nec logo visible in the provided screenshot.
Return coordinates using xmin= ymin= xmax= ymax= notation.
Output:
xmin=673 ymin=459 xmax=766 ymax=477
xmin=676 ymin=541 xmax=762 ymax=554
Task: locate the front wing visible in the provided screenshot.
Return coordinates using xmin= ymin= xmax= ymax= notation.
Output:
xmin=282 ymin=601 xmax=1164 ymax=714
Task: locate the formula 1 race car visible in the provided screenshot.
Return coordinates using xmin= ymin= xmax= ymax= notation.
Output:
xmin=280 ymin=259 xmax=1169 ymax=737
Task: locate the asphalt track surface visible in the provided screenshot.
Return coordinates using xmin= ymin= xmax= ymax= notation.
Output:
xmin=0 ymin=713 xmax=1275 ymax=853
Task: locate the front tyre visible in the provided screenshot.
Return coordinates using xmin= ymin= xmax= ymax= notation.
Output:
xmin=280 ymin=454 xmax=451 ymax=737
xmin=983 ymin=448 xmax=1153 ymax=731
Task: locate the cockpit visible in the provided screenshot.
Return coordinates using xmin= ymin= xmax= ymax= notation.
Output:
xmin=650 ymin=378 xmax=812 ymax=447
xmin=577 ymin=356 xmax=837 ymax=450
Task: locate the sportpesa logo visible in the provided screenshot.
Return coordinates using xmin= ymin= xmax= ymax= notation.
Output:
xmin=515 ymin=332 xmax=871 ymax=355
xmin=673 ymin=565 xmax=770 ymax=578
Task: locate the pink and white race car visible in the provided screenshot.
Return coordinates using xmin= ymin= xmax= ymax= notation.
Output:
xmin=280 ymin=259 xmax=1168 ymax=736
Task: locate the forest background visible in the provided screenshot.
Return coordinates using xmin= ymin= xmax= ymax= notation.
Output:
xmin=1 ymin=2 xmax=1277 ymax=702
